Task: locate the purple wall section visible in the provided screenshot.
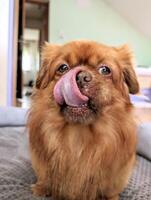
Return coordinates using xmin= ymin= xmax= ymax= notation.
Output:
xmin=7 ymin=0 xmax=15 ymax=106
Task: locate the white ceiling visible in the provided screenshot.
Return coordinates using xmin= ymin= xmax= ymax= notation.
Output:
xmin=106 ymin=0 xmax=151 ymax=39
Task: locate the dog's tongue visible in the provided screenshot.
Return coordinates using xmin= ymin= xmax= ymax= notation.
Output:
xmin=53 ymin=67 xmax=88 ymax=107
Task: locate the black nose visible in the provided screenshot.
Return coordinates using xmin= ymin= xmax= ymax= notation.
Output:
xmin=76 ymin=71 xmax=92 ymax=88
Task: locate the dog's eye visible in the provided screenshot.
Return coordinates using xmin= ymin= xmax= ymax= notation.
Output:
xmin=99 ymin=65 xmax=111 ymax=75
xmin=57 ymin=64 xmax=69 ymax=74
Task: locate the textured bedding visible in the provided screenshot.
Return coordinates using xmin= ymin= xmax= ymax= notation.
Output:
xmin=0 ymin=127 xmax=151 ymax=200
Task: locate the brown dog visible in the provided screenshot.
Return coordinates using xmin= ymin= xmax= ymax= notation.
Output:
xmin=28 ymin=41 xmax=139 ymax=200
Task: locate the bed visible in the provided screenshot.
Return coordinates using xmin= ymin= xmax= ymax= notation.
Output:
xmin=0 ymin=107 xmax=151 ymax=200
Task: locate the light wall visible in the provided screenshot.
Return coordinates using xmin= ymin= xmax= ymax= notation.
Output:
xmin=0 ymin=0 xmax=9 ymax=106
xmin=0 ymin=0 xmax=18 ymax=106
xmin=49 ymin=0 xmax=151 ymax=66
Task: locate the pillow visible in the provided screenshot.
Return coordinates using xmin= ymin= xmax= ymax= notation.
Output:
xmin=137 ymin=123 xmax=151 ymax=160
xmin=0 ymin=107 xmax=28 ymax=127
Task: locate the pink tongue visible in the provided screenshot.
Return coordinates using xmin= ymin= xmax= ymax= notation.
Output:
xmin=53 ymin=67 xmax=88 ymax=107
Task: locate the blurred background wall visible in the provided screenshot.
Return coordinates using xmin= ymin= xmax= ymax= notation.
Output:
xmin=49 ymin=0 xmax=151 ymax=65
xmin=0 ymin=0 xmax=10 ymax=106
xmin=0 ymin=0 xmax=151 ymax=107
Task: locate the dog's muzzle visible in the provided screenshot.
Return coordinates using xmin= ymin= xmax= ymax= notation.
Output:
xmin=53 ymin=67 xmax=92 ymax=107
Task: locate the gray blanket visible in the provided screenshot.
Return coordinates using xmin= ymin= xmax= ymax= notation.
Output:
xmin=0 ymin=127 xmax=151 ymax=200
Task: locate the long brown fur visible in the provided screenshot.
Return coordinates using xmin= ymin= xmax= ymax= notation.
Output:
xmin=28 ymin=41 xmax=139 ymax=200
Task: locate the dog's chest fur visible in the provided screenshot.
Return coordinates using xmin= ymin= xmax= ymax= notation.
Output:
xmin=40 ymin=121 xmax=134 ymax=200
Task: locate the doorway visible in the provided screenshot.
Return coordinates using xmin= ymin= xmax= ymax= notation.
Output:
xmin=16 ymin=0 xmax=49 ymax=108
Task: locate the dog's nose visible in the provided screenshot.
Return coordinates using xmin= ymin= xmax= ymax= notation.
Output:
xmin=76 ymin=71 xmax=92 ymax=88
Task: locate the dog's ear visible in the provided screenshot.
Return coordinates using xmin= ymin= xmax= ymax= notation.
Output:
xmin=36 ymin=43 xmax=60 ymax=89
xmin=117 ymin=45 xmax=139 ymax=94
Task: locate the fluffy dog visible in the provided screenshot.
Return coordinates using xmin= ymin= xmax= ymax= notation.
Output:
xmin=28 ymin=41 xmax=139 ymax=200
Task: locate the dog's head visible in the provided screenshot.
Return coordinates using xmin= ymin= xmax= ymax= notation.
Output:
xmin=35 ymin=41 xmax=139 ymax=124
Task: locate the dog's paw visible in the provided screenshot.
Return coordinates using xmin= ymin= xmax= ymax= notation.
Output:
xmin=107 ymin=195 xmax=119 ymax=200
xmin=99 ymin=195 xmax=119 ymax=200
xmin=31 ymin=183 xmax=51 ymax=197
